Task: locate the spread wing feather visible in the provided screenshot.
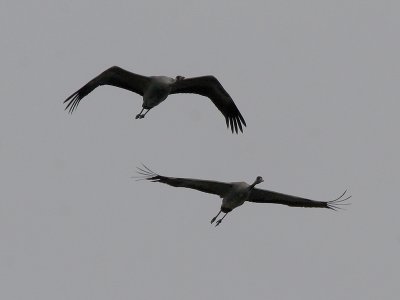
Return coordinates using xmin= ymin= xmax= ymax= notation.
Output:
xmin=170 ymin=76 xmax=246 ymax=133
xmin=64 ymin=66 xmax=150 ymax=113
xmin=136 ymin=165 xmax=232 ymax=197
xmin=248 ymin=188 xmax=351 ymax=210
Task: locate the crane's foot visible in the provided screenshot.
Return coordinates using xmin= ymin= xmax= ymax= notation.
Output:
xmin=135 ymin=114 xmax=144 ymax=119
xmin=215 ymin=219 xmax=222 ymax=226
xmin=211 ymin=216 xmax=217 ymax=224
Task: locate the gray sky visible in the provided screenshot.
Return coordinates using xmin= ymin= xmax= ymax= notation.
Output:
xmin=1 ymin=1 xmax=399 ymax=299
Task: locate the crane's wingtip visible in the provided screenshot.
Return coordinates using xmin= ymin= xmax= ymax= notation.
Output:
xmin=135 ymin=164 xmax=162 ymax=182
xmin=327 ymin=190 xmax=352 ymax=211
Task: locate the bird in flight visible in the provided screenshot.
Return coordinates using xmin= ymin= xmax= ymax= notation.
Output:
xmin=64 ymin=66 xmax=246 ymax=133
xmin=136 ymin=165 xmax=350 ymax=226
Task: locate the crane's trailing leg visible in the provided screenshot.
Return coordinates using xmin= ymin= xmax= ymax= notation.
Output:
xmin=211 ymin=210 xmax=222 ymax=224
xmin=141 ymin=108 xmax=151 ymax=118
xmin=215 ymin=213 xmax=228 ymax=226
xmin=135 ymin=108 xmax=152 ymax=119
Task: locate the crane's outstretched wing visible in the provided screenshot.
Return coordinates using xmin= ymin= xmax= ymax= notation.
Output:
xmin=170 ymin=76 xmax=246 ymax=134
xmin=248 ymin=188 xmax=350 ymax=210
xmin=136 ymin=165 xmax=232 ymax=197
xmin=64 ymin=66 xmax=150 ymax=113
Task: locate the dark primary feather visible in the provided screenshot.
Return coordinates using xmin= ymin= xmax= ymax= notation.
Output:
xmin=170 ymin=76 xmax=246 ymax=133
xmin=64 ymin=66 xmax=150 ymax=113
xmin=248 ymin=188 xmax=351 ymax=210
xmin=137 ymin=165 xmax=232 ymax=197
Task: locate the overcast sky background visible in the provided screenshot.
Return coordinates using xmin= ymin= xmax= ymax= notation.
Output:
xmin=1 ymin=1 xmax=399 ymax=299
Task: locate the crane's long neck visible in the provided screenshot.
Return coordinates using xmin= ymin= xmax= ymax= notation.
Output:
xmin=247 ymin=180 xmax=259 ymax=191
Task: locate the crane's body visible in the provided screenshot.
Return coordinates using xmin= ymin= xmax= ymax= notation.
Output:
xmin=64 ymin=66 xmax=246 ymax=133
xmin=137 ymin=165 xmax=350 ymax=226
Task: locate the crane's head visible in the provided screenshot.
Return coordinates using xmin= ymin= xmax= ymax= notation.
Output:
xmin=255 ymin=176 xmax=264 ymax=185
xmin=248 ymin=176 xmax=264 ymax=191
xmin=175 ymin=75 xmax=185 ymax=81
